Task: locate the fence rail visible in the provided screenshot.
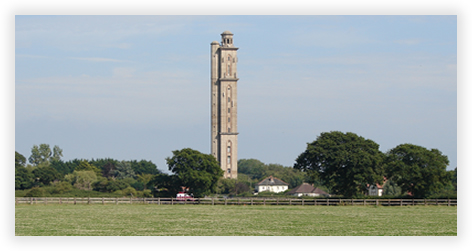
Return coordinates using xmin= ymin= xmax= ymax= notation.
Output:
xmin=15 ymin=197 xmax=457 ymax=207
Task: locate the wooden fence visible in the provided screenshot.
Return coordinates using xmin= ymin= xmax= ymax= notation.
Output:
xmin=15 ymin=197 xmax=457 ymax=207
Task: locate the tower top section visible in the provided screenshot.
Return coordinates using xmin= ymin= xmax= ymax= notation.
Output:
xmin=221 ymin=30 xmax=235 ymax=47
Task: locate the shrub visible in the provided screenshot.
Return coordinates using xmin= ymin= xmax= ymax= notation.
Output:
xmin=52 ymin=181 xmax=73 ymax=194
xmin=121 ymin=187 xmax=137 ymax=197
xmin=142 ymin=189 xmax=152 ymax=197
xmin=25 ymin=187 xmax=47 ymax=197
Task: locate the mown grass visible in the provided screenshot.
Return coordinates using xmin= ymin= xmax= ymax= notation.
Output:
xmin=15 ymin=204 xmax=456 ymax=236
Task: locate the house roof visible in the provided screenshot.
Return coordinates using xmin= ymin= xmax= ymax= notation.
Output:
xmin=256 ymin=176 xmax=289 ymax=186
xmin=288 ymin=183 xmax=328 ymax=195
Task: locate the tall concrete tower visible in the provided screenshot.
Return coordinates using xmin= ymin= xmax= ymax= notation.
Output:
xmin=210 ymin=31 xmax=239 ymax=179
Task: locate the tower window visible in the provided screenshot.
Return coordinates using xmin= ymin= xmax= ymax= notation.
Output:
xmin=228 ymin=108 xmax=230 ymax=113
xmin=227 ymin=168 xmax=231 ymax=173
xmin=227 ymin=146 xmax=231 ymax=153
xmin=228 ymin=117 xmax=230 ymax=122
xmin=227 ymin=156 xmax=231 ymax=164
xmin=228 ymin=97 xmax=231 ymax=102
xmin=228 ymin=127 xmax=230 ymax=132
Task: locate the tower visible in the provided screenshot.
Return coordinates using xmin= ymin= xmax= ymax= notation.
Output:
xmin=211 ymin=31 xmax=239 ymax=179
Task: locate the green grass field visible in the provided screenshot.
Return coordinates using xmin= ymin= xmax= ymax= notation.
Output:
xmin=15 ymin=204 xmax=456 ymax=236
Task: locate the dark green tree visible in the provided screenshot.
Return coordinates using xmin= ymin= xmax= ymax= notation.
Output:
xmin=166 ymin=148 xmax=223 ymax=197
xmin=15 ymin=151 xmax=27 ymax=168
xmin=15 ymin=166 xmax=34 ymax=190
xmin=129 ymin=160 xmax=161 ymax=175
xmin=384 ymin=144 xmax=449 ymax=198
xmin=238 ymin=159 xmax=266 ymax=180
xmin=50 ymin=160 xmax=73 ymax=176
xmin=294 ymin=131 xmax=385 ymax=197
xmin=149 ymin=173 xmax=180 ymax=197
xmin=32 ymin=166 xmax=62 ymax=186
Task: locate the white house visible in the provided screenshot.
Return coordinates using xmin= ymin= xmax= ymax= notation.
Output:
xmin=288 ymin=183 xmax=329 ymax=197
xmin=254 ymin=176 xmax=289 ymax=194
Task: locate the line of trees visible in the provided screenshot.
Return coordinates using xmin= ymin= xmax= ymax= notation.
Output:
xmin=15 ymin=131 xmax=457 ymax=199
xmin=15 ymin=144 xmax=162 ymax=197
xmin=294 ymin=131 xmax=456 ymax=198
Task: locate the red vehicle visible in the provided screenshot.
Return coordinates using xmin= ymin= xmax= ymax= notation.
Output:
xmin=176 ymin=192 xmax=194 ymax=201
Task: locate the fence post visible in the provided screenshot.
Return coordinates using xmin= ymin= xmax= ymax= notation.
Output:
xmin=314 ymin=199 xmax=317 ymax=206
xmin=448 ymin=199 xmax=450 ymax=207
xmin=251 ymin=199 xmax=253 ymax=206
xmin=424 ymin=199 xmax=426 ymax=206
xmin=264 ymin=198 xmax=266 ymax=206
xmin=376 ymin=199 xmax=379 ymax=206
xmin=327 ymin=198 xmax=329 ymax=206
xmin=363 ymin=199 xmax=366 ymax=206
xmin=172 ymin=197 xmax=174 ymax=205
xmin=102 ymin=197 xmax=104 ymax=205
xmin=158 ymin=197 xmax=160 ymax=205
xmin=400 ymin=199 xmax=402 ymax=207
xmin=277 ymin=198 xmax=279 ymax=205
xmin=59 ymin=198 xmax=62 ymax=205
xmin=115 ymin=197 xmax=118 ymax=205
xmin=211 ymin=198 xmax=214 ymax=206
xmin=238 ymin=198 xmax=240 ymax=205
xmin=45 ymin=197 xmax=47 ymax=205
xmin=302 ymin=198 xmax=304 ymax=206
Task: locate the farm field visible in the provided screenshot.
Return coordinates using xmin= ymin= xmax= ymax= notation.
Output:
xmin=15 ymin=204 xmax=457 ymax=236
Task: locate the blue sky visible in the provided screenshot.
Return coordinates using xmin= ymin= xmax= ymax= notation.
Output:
xmin=15 ymin=15 xmax=457 ymax=172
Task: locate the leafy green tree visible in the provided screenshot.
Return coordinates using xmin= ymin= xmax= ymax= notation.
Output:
xmin=294 ymin=131 xmax=384 ymax=197
xmin=384 ymin=144 xmax=449 ymax=198
xmin=130 ymin=160 xmax=161 ymax=175
xmin=32 ymin=166 xmax=62 ymax=186
xmin=51 ymin=145 xmax=63 ymax=162
xmin=28 ymin=144 xmax=63 ymax=166
xmin=75 ymin=160 xmax=102 ymax=177
xmin=115 ymin=161 xmax=136 ymax=180
xmin=15 ymin=166 xmax=34 ymax=190
xmin=382 ymin=179 xmax=402 ymax=196
xmin=70 ymin=171 xmax=97 ymax=191
xmin=450 ymin=167 xmax=457 ymax=191
xmin=15 ymin=151 xmax=27 ymax=168
xmin=148 ymin=173 xmax=180 ymax=197
xmin=29 ymin=144 xmax=51 ymax=166
xmin=137 ymin=174 xmax=154 ymax=190
xmin=92 ymin=178 xmax=128 ymax=193
xmin=166 ymin=148 xmax=223 ymax=197
xmin=238 ymin=159 xmax=266 ymax=180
